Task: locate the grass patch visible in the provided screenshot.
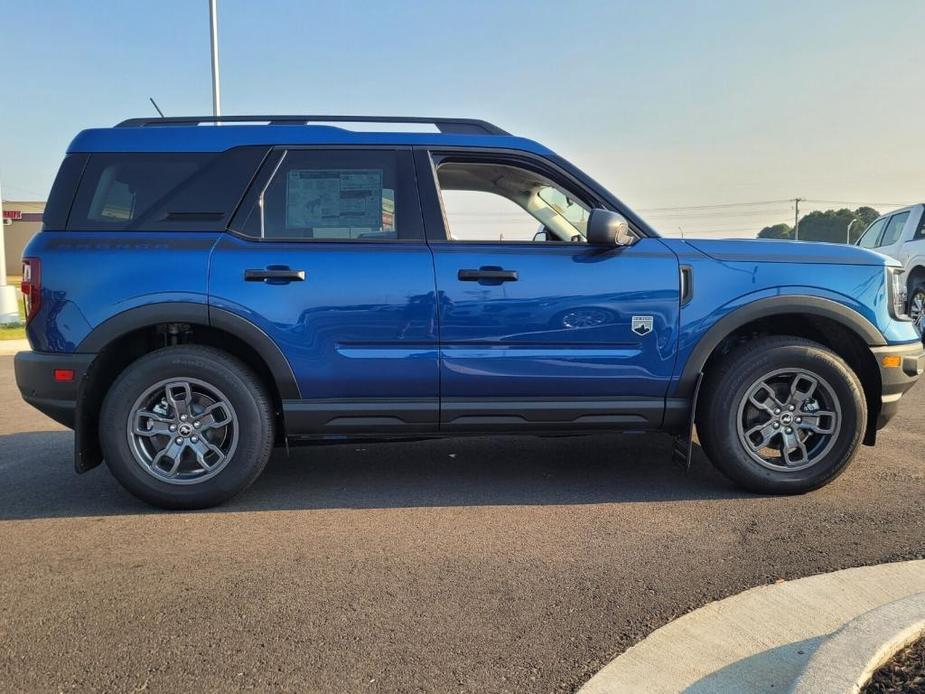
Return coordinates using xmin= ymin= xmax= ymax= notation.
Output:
xmin=0 ymin=294 xmax=26 ymax=341
xmin=0 ymin=325 xmax=25 ymax=341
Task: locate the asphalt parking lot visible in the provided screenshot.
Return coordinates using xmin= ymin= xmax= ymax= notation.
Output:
xmin=1 ymin=354 xmax=923 ymax=694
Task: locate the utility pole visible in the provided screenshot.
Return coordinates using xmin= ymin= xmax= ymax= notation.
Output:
xmin=209 ymin=0 xmax=221 ymax=117
xmin=0 ymin=180 xmax=21 ymax=323
xmin=793 ymin=197 xmax=804 ymax=241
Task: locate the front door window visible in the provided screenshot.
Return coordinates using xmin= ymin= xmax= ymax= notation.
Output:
xmin=435 ymin=160 xmax=591 ymax=243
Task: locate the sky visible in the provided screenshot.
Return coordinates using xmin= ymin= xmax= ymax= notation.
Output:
xmin=1 ymin=0 xmax=924 ymax=239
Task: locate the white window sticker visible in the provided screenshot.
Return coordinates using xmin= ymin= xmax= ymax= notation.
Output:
xmin=286 ymin=169 xmax=383 ymax=230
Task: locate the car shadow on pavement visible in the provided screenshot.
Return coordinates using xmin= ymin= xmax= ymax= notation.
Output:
xmin=0 ymin=429 xmax=749 ymax=521
xmin=681 ymin=635 xmax=825 ymax=693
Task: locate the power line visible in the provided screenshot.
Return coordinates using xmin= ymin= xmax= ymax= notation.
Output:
xmin=665 ymin=223 xmax=784 ymax=231
xmin=644 ymin=209 xmax=794 ymax=220
xmin=636 ymin=198 xmax=916 ymax=214
xmin=455 ymin=209 xmax=796 ymax=221
xmin=1 ymin=184 xmax=46 ymax=198
xmin=637 ymin=199 xmax=793 ymax=212
xmin=658 ymin=220 xmax=787 ymax=229
xmin=452 ymin=198 xmax=903 ymax=216
xmin=802 ymin=199 xmax=917 ymax=208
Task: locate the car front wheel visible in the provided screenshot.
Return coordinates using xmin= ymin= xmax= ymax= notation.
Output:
xmin=908 ymin=281 xmax=925 ymax=339
xmin=99 ymin=346 xmax=274 ymax=509
xmin=696 ymin=336 xmax=866 ymax=494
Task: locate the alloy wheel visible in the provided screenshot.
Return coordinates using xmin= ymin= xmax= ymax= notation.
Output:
xmin=736 ymin=368 xmax=842 ymax=472
xmin=126 ymin=378 xmax=239 ymax=485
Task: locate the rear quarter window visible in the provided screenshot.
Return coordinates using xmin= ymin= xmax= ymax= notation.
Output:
xmin=42 ymin=153 xmax=89 ymax=230
xmin=66 ymin=147 xmax=268 ymax=231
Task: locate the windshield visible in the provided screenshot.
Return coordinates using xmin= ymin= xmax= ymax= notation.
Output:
xmin=857 ymin=218 xmax=886 ymax=248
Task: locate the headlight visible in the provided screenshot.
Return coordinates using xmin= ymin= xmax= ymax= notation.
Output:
xmin=888 ymin=267 xmax=909 ymax=320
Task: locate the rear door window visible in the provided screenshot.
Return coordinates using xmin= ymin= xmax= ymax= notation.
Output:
xmin=915 ymin=208 xmax=925 ymax=240
xmin=231 ymin=149 xmax=423 ymax=241
xmin=66 ymin=147 xmax=267 ymax=231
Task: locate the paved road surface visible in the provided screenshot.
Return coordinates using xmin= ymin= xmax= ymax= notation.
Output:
xmin=0 ymin=355 xmax=923 ymax=693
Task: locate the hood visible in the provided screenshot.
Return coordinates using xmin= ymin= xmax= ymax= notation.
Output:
xmin=683 ymin=238 xmax=897 ymax=267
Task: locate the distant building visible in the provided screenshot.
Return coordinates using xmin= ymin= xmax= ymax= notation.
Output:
xmin=2 ymin=201 xmax=44 ymax=277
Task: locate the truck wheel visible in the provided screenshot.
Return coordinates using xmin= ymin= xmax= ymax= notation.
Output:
xmin=908 ymin=281 xmax=925 ymax=338
xmin=696 ymin=336 xmax=866 ymax=494
xmin=99 ymin=346 xmax=274 ymax=509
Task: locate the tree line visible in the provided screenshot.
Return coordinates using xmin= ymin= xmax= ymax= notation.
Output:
xmin=757 ymin=207 xmax=879 ymax=244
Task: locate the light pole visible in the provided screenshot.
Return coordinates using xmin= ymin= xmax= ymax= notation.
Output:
xmin=845 ymin=216 xmax=861 ymax=245
xmin=209 ymin=0 xmax=221 ymax=117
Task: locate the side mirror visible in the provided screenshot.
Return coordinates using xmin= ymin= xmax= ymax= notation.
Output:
xmin=586 ymin=209 xmax=635 ymax=247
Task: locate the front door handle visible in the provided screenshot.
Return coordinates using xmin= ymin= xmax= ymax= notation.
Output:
xmin=244 ymin=267 xmax=306 ymax=283
xmin=458 ymin=268 xmax=519 ymax=282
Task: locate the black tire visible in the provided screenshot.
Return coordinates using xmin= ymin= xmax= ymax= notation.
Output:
xmin=696 ymin=336 xmax=866 ymax=494
xmin=100 ymin=345 xmax=274 ymax=509
xmin=908 ymin=279 xmax=925 ymax=340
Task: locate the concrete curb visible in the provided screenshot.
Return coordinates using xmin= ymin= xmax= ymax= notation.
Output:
xmin=790 ymin=592 xmax=925 ymax=694
xmin=579 ymin=560 xmax=925 ymax=694
xmin=0 ymin=338 xmax=28 ymax=355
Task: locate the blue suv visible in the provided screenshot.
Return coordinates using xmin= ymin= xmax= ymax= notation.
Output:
xmin=14 ymin=115 xmax=925 ymax=509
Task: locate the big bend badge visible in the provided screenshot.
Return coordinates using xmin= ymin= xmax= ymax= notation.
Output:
xmin=631 ymin=315 xmax=654 ymax=337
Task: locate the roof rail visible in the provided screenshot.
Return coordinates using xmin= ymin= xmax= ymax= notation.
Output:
xmin=115 ymin=115 xmax=511 ymax=136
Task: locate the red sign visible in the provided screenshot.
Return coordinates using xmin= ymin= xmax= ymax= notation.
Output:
xmin=2 ymin=210 xmax=22 ymax=220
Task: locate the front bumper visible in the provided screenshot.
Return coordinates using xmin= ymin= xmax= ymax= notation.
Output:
xmin=872 ymin=342 xmax=925 ymax=430
xmin=14 ymin=351 xmax=96 ymax=429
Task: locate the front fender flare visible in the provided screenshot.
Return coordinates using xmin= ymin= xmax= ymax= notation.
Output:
xmin=904 ymin=259 xmax=925 ymax=283
xmin=676 ymin=295 xmax=885 ymax=398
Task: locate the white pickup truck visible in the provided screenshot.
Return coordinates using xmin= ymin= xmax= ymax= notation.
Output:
xmin=857 ymin=203 xmax=925 ymax=336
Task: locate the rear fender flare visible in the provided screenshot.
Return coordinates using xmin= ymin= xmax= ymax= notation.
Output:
xmin=76 ymin=302 xmax=299 ymax=399
xmin=72 ymin=302 xmax=299 ymax=473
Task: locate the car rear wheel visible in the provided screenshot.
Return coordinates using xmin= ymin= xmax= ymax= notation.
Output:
xmin=696 ymin=336 xmax=866 ymax=494
xmin=100 ymin=346 xmax=274 ymax=509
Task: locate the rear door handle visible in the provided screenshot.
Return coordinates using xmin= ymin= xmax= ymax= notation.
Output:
xmin=244 ymin=267 xmax=305 ymax=283
xmin=458 ymin=268 xmax=519 ymax=282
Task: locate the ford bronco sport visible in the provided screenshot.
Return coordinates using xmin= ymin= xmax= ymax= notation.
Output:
xmin=14 ymin=115 xmax=925 ymax=509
